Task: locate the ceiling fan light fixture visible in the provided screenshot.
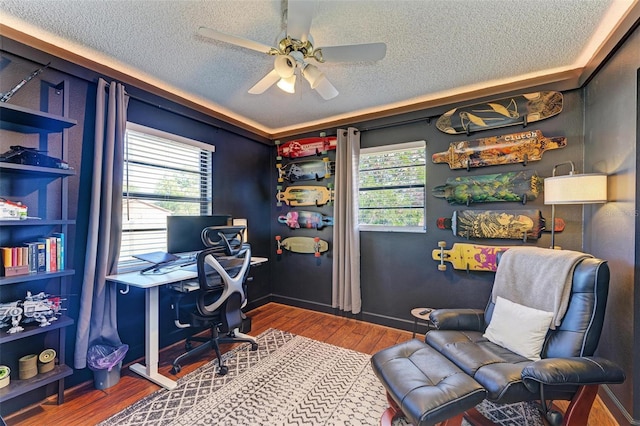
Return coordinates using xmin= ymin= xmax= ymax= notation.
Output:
xmin=274 ymin=55 xmax=296 ymax=78
xmin=314 ymin=76 xmax=339 ymax=100
xmin=277 ymin=74 xmax=296 ymax=94
xmin=301 ymin=63 xmax=324 ymax=89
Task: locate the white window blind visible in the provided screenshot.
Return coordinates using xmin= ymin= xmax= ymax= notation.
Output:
xmin=358 ymin=140 xmax=426 ymax=232
xmin=119 ymin=123 xmax=213 ymax=266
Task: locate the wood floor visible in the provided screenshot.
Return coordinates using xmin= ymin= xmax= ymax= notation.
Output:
xmin=5 ymin=303 xmax=618 ymax=425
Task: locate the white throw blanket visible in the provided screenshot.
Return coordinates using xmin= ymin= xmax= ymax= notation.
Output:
xmin=492 ymin=247 xmax=592 ymax=329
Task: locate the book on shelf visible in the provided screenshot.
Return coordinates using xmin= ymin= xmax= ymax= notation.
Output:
xmin=52 ymin=232 xmax=64 ymax=270
xmin=1 ymin=233 xmax=64 ymax=277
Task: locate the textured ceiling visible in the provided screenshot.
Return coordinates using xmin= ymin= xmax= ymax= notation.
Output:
xmin=0 ymin=0 xmax=637 ymax=137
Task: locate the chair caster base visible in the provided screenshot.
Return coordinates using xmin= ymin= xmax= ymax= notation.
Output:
xmin=251 ymin=343 xmax=258 ymax=351
xmin=170 ymin=364 xmax=181 ymax=375
xmin=217 ymin=365 xmax=228 ymax=375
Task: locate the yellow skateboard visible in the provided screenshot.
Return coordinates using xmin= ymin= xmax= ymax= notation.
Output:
xmin=276 ymin=184 xmax=334 ymax=207
xmin=432 ymin=241 xmax=512 ymax=272
xmin=275 ymin=236 xmax=329 ymax=257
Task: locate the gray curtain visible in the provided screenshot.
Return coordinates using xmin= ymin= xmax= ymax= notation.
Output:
xmin=74 ymin=79 xmax=129 ymax=369
xmin=331 ymin=127 xmax=361 ymax=314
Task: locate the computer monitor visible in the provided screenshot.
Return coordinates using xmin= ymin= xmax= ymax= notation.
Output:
xmin=166 ymin=215 xmax=232 ymax=254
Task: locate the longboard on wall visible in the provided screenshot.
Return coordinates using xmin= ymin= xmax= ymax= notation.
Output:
xmin=432 ymin=170 xmax=542 ymax=205
xmin=275 ymin=236 xmax=328 ymax=257
xmin=436 ymin=91 xmax=563 ymax=135
xmin=276 ymin=136 xmax=337 ymax=160
xmin=276 ymin=184 xmax=334 ymax=207
xmin=432 ymin=241 xmax=513 ymax=272
xmin=276 ymin=158 xmax=335 ymax=183
xmin=278 ymin=210 xmax=334 ymax=229
xmin=431 ymin=130 xmax=566 ymax=170
xmin=437 ymin=209 xmax=565 ymax=241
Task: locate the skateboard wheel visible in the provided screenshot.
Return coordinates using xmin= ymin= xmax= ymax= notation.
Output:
xmin=277 ymin=249 xmax=283 ymax=255
xmin=314 ymin=252 xmax=321 ymax=258
xmin=437 ymin=241 xmax=446 ymax=248
xmin=327 ymin=183 xmax=334 ymax=189
xmin=322 ymin=157 xmax=329 ymax=163
xmin=275 ymin=235 xmax=281 ymax=241
xmin=276 ymin=155 xmax=282 ymax=161
xmin=438 ymin=264 xmax=447 ymax=271
xmin=276 ymin=185 xmax=283 ymax=190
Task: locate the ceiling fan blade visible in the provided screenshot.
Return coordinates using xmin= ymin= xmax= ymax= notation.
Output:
xmin=248 ymin=69 xmax=280 ymax=94
xmin=197 ymin=26 xmax=273 ymax=54
xmin=317 ymin=43 xmax=387 ymax=63
xmin=314 ymin=76 xmax=339 ymax=100
xmin=287 ymin=0 xmax=316 ymax=42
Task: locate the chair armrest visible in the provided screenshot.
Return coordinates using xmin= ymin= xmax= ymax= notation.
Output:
xmin=521 ymin=357 xmax=626 ymax=393
xmin=430 ymin=309 xmax=485 ymax=331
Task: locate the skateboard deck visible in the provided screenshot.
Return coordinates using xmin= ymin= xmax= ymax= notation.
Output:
xmin=437 ymin=209 xmax=565 ymax=241
xmin=275 ymin=236 xmax=328 ymax=257
xmin=431 ymin=130 xmax=566 ymax=170
xmin=278 ymin=210 xmax=334 ymax=229
xmin=276 ymin=136 xmax=337 ymax=159
xmin=436 ymin=91 xmax=563 ymax=135
xmin=432 ymin=241 xmax=513 ymax=272
xmin=277 ymin=158 xmax=335 ymax=183
xmin=432 ymin=170 xmax=542 ymax=205
xmin=276 ymin=184 xmax=334 ymax=207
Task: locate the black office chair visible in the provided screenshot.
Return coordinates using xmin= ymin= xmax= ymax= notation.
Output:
xmin=170 ymin=226 xmax=257 ymax=375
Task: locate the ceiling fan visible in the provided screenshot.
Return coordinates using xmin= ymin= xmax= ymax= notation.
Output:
xmin=197 ymin=0 xmax=386 ymax=100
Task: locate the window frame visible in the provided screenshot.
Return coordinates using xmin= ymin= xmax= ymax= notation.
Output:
xmin=118 ymin=122 xmax=215 ymax=270
xmin=358 ymin=140 xmax=427 ymax=233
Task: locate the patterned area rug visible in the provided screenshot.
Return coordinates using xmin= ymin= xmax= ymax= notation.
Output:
xmin=100 ymin=329 xmax=542 ymax=425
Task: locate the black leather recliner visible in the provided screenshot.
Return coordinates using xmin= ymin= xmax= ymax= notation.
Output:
xmin=372 ymin=252 xmax=625 ymax=426
xmin=170 ymin=226 xmax=258 ymax=375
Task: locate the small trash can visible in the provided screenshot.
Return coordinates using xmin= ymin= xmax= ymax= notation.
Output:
xmin=87 ymin=343 xmax=129 ymax=390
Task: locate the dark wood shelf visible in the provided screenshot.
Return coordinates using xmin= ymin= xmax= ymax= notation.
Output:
xmin=0 ymin=364 xmax=73 ymax=403
xmin=0 ymin=315 xmax=73 ymax=344
xmin=0 ymin=103 xmax=77 ymax=133
xmin=0 ymin=269 xmax=75 ymax=286
xmin=0 ymin=219 xmax=76 ymax=227
xmin=0 ymin=162 xmax=75 ymax=177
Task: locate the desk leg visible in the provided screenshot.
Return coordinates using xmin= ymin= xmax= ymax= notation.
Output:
xmin=129 ymin=286 xmax=177 ymax=390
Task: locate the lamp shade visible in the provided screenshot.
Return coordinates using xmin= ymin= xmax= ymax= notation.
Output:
xmin=544 ymin=173 xmax=607 ymax=204
xmin=276 ymin=74 xmax=296 ymax=94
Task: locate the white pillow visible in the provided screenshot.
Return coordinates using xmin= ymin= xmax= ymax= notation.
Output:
xmin=483 ymin=296 xmax=554 ymax=361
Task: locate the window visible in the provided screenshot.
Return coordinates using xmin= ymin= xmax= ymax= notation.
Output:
xmin=358 ymin=140 xmax=426 ymax=232
xmin=119 ymin=123 xmax=214 ymax=266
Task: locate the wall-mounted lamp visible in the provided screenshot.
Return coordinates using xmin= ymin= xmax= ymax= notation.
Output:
xmin=544 ymin=161 xmax=607 ymax=249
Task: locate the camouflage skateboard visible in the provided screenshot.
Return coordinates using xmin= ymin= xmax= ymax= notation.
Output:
xmin=275 ymin=236 xmax=328 ymax=257
xmin=276 ymin=184 xmax=334 ymax=207
xmin=436 ymin=91 xmax=563 ymax=135
xmin=276 ymin=135 xmax=337 ymax=160
xmin=278 ymin=210 xmax=334 ymax=229
xmin=431 ymin=130 xmax=566 ymax=170
xmin=432 ymin=170 xmax=542 ymax=205
xmin=276 ymin=158 xmax=335 ymax=183
xmin=437 ymin=209 xmax=565 ymax=241
xmin=432 ymin=241 xmax=513 ymax=272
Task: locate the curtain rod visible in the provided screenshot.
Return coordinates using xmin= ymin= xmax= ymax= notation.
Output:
xmin=359 ymin=115 xmax=437 ymax=133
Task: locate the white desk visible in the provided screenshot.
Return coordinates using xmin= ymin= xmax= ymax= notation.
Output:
xmin=107 ymin=256 xmax=268 ymax=390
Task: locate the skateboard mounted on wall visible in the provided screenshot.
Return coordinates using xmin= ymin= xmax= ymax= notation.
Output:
xmin=275 ymin=236 xmax=328 ymax=257
xmin=432 ymin=170 xmax=542 ymax=205
xmin=435 ymin=91 xmax=563 ymax=135
xmin=276 ymin=135 xmax=337 ymax=160
xmin=437 ymin=209 xmax=565 ymax=241
xmin=431 ymin=130 xmax=566 ymax=170
xmin=432 ymin=241 xmax=513 ymax=272
xmin=276 ymin=184 xmax=334 ymax=207
xmin=278 ymin=210 xmax=334 ymax=229
xmin=276 ymin=158 xmax=335 ymax=183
